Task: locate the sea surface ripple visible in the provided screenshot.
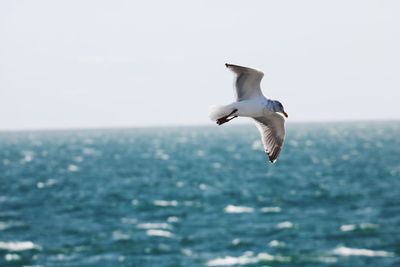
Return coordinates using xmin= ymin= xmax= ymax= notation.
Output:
xmin=0 ymin=122 xmax=399 ymax=266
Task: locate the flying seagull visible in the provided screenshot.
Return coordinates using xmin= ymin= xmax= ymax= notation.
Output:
xmin=209 ymin=63 xmax=288 ymax=163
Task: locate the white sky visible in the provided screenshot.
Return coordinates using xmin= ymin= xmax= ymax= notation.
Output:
xmin=1 ymin=0 xmax=399 ymax=130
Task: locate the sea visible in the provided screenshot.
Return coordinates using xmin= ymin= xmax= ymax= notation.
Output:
xmin=0 ymin=122 xmax=399 ymax=267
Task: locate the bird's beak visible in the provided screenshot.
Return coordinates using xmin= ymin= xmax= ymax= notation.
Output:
xmin=283 ymin=111 xmax=288 ymax=118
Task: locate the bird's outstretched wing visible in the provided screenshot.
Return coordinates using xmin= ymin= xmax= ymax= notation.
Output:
xmin=225 ymin=63 xmax=264 ymax=101
xmin=253 ymin=112 xmax=285 ymax=163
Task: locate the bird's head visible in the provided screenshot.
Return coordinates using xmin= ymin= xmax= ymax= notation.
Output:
xmin=273 ymin=101 xmax=288 ymax=118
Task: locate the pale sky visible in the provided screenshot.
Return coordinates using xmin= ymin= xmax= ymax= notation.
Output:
xmin=1 ymin=0 xmax=399 ymax=130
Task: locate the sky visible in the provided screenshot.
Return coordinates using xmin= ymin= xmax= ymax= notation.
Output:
xmin=1 ymin=0 xmax=399 ymax=130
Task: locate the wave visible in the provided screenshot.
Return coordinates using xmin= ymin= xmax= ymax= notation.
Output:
xmin=333 ymin=246 xmax=394 ymax=257
xmin=0 ymin=241 xmax=41 ymax=252
xmin=224 ymin=205 xmax=254 ymax=213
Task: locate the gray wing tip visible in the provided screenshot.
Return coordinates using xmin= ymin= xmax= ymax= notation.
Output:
xmin=266 ymin=147 xmax=282 ymax=163
xmin=267 ymin=153 xmax=277 ymax=163
xmin=225 ymin=63 xmax=245 ymax=69
xmin=225 ymin=63 xmax=264 ymax=76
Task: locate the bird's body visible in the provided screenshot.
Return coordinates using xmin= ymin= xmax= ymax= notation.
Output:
xmin=209 ymin=63 xmax=288 ymax=163
xmin=223 ymin=98 xmax=267 ymax=118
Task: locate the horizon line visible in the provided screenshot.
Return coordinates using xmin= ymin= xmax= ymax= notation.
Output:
xmin=0 ymin=119 xmax=399 ymax=134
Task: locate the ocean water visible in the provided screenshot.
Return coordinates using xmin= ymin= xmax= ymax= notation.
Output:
xmin=0 ymin=122 xmax=399 ymax=267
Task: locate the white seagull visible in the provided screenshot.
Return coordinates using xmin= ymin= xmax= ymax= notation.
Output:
xmin=209 ymin=63 xmax=288 ymax=163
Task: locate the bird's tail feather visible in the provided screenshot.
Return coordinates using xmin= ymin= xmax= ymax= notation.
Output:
xmin=208 ymin=104 xmax=235 ymax=121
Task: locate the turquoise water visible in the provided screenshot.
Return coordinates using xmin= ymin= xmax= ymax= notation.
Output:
xmin=0 ymin=122 xmax=399 ymax=267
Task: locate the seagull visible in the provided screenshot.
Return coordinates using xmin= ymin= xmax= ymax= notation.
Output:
xmin=209 ymin=63 xmax=288 ymax=163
